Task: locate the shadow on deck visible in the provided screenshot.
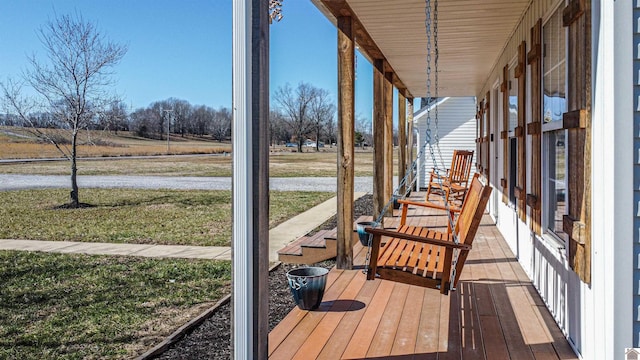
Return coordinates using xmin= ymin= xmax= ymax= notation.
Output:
xmin=269 ymin=198 xmax=578 ymax=359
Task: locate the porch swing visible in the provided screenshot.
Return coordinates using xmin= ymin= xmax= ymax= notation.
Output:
xmin=361 ymin=0 xmax=492 ymax=294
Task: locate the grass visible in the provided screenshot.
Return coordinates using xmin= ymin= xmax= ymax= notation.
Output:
xmin=0 ymin=189 xmax=334 ymax=246
xmin=0 ymin=150 xmax=387 ymax=177
xmin=0 ymin=127 xmax=231 ymax=159
xmin=0 ymin=251 xmax=231 ymax=359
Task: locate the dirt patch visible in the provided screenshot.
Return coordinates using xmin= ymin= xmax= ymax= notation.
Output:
xmin=53 ymin=202 xmax=96 ymax=209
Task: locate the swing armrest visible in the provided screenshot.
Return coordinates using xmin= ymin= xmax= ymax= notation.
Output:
xmin=397 ymin=199 xmax=461 ymax=227
xmin=365 ymin=227 xmax=471 ymax=251
xmin=397 ymin=199 xmax=461 ymax=213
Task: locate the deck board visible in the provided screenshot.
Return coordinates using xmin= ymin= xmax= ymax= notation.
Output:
xmin=366 ymin=282 xmax=409 ymax=357
xmin=389 ymin=285 xmax=424 ymax=356
xmin=269 ymin=199 xmax=579 ymax=360
xmin=414 ymin=286 xmax=442 ymax=357
xmin=316 ymin=276 xmax=381 ymax=360
xmin=341 ymin=280 xmax=395 ymax=359
xmin=291 ymin=272 xmax=366 ymax=360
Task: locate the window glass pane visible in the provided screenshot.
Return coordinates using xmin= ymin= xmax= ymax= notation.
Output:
xmin=509 ymin=66 xmax=518 ymax=131
xmin=543 ymin=6 xmax=566 ymax=123
xmin=546 ymin=130 xmax=567 ymax=239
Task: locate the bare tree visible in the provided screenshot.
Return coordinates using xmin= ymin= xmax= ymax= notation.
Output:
xmin=356 ymin=114 xmax=373 ymax=148
xmin=274 ymin=82 xmax=317 ymax=153
xmin=308 ymin=88 xmax=335 ymax=151
xmin=191 ymin=105 xmax=212 ymax=137
xmin=167 ymin=98 xmax=192 ymax=137
xmin=210 ymin=107 xmax=231 ymax=142
xmin=269 ymin=109 xmax=290 ymax=146
xmin=324 ymin=116 xmax=337 ymax=147
xmin=2 ymin=14 xmax=127 ymax=207
xmin=148 ymin=101 xmax=168 ymax=140
xmin=130 ymin=107 xmax=154 ymax=138
xmin=99 ymin=100 xmax=129 ymax=134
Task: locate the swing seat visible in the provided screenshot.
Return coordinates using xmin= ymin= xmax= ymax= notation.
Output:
xmin=365 ymin=174 xmax=491 ymax=294
xmin=426 ymin=150 xmax=474 ymax=206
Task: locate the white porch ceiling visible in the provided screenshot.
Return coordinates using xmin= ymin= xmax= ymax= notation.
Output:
xmin=315 ymin=0 xmax=532 ymax=98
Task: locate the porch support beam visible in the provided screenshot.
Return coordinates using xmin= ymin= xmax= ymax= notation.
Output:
xmin=373 ymin=59 xmax=385 ymax=224
xmin=336 ymin=15 xmax=354 ymax=269
xmin=317 ymin=0 xmax=413 ymax=98
xmin=231 ymin=0 xmax=269 ymax=358
xmin=384 ymin=71 xmax=394 ymax=216
xmin=398 ymin=91 xmax=407 ymax=196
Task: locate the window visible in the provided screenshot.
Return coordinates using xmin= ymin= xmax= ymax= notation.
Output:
xmin=542 ymin=4 xmax=567 ymax=241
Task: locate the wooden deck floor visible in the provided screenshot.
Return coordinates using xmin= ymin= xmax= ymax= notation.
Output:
xmin=269 ymin=202 xmax=578 ymax=359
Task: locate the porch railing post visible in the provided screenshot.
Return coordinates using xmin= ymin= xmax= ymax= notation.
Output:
xmin=373 ymin=59 xmax=385 ymax=225
xmin=384 ymin=71 xmax=394 ymax=216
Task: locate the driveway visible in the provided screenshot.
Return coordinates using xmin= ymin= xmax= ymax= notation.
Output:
xmin=0 ymin=174 xmax=376 ymax=193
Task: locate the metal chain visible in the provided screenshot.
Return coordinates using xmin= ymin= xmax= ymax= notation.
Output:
xmin=363 ymin=0 xmax=459 ymax=283
xmin=433 ymin=0 xmax=445 ymax=170
xmin=433 ymin=0 xmax=457 ymax=291
xmin=424 ymin=0 xmax=456 ymax=237
xmin=425 ymin=0 xmax=432 ymax=149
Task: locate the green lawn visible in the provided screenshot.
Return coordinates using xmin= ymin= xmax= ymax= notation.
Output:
xmin=0 ymin=251 xmax=231 ymax=359
xmin=0 ymin=150 xmax=380 ymax=177
xmin=0 ymin=189 xmax=334 ymax=246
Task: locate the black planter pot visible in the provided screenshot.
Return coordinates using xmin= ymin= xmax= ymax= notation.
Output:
xmin=356 ymin=221 xmax=379 ymax=246
xmin=286 ymin=267 xmax=329 ymax=310
xmin=392 ymin=195 xmax=401 ymax=209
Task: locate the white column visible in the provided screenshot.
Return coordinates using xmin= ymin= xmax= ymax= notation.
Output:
xmin=232 ymin=0 xmax=269 ymax=358
xmin=592 ymin=0 xmax=634 ymax=358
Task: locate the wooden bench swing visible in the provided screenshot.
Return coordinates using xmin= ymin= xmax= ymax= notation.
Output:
xmin=364 ymin=173 xmax=492 ymax=294
xmin=358 ymin=0 xmax=491 ymax=295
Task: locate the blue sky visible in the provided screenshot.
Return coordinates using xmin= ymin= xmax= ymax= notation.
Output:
xmin=0 ymin=0 xmax=377 ymax=123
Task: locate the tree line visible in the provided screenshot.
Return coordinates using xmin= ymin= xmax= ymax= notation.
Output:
xmin=269 ymin=82 xmax=372 ymax=152
xmin=0 ymin=98 xmax=233 ymax=142
xmin=1 ymin=82 xmax=378 ymax=152
xmin=128 ymin=99 xmax=232 ymax=141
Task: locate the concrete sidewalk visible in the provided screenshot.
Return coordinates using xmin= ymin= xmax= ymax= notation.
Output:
xmin=0 ymin=192 xmax=366 ymax=262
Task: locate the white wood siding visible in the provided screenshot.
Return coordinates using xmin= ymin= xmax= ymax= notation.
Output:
xmin=414 ymin=97 xmax=477 ymax=189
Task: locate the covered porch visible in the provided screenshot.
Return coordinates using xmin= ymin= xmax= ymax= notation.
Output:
xmin=268 ymin=194 xmax=577 ymax=359
xmin=232 ymin=0 xmax=629 ymax=357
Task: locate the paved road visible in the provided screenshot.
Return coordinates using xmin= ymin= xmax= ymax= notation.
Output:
xmin=0 ymin=174 xmax=376 ymax=192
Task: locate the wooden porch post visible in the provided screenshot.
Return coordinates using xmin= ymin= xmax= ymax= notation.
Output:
xmin=384 ymin=71 xmax=393 ymax=216
xmin=407 ymin=98 xmax=415 ymax=191
xmin=231 ymin=0 xmax=269 ymax=358
xmin=336 ymin=15 xmax=354 ymax=269
xmin=398 ymin=91 xmax=407 ymax=195
xmin=373 ymin=59 xmax=385 ymax=224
